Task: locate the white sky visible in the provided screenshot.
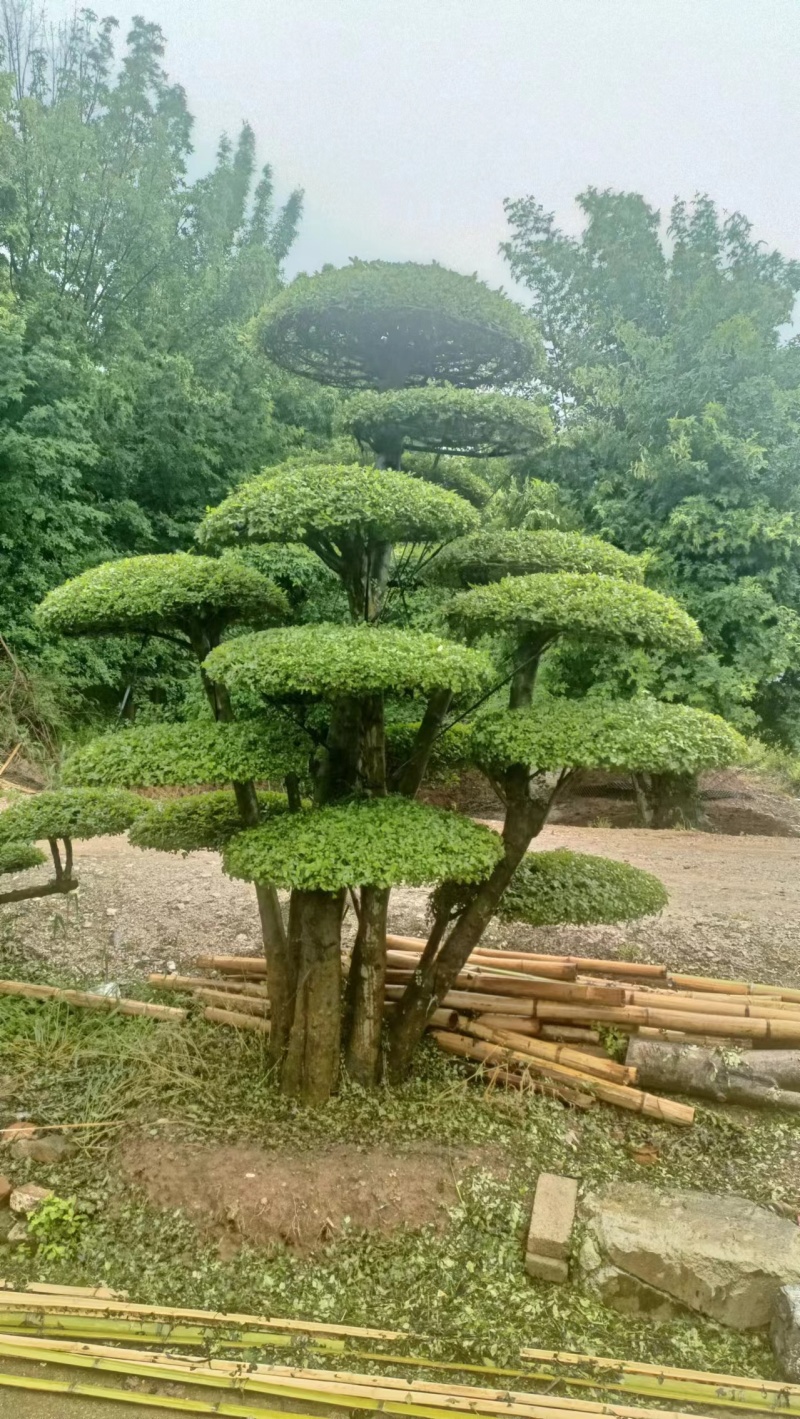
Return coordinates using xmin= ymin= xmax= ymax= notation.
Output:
xmin=49 ymin=0 xmax=800 ymax=289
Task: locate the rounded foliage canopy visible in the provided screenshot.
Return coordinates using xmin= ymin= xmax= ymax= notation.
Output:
xmin=223 ymin=796 xmax=504 ymax=892
xmin=257 ymin=260 xmax=544 ymax=390
xmin=471 ymin=696 xmax=746 ymax=775
xmin=0 ymin=789 xmax=144 ymax=845
xmin=36 ymin=554 xmax=288 ymax=645
xmin=345 ymin=387 xmax=552 ymax=459
xmin=499 ymin=849 xmax=668 ymax=926
xmin=451 ymin=572 xmax=702 ymax=653
xmin=205 ymin=625 xmax=493 ymax=703
xmin=432 ymin=531 xmax=644 ymax=587
xmin=129 ymin=791 xmax=289 ymax=855
xmin=199 ymin=463 xmax=479 ymax=555
xmin=62 ymin=720 xmax=312 ymax=789
xmin=0 ymin=842 xmax=47 ymax=876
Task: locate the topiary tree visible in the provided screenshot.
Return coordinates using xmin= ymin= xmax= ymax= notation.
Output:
xmin=0 ymin=788 xmax=145 ymax=904
xmin=497 ymin=849 xmax=668 ymax=927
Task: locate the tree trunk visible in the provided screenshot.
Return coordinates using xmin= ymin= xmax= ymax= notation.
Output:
xmin=282 ymin=888 xmax=345 ymax=1104
xmin=394 ymin=688 xmax=452 ymax=797
xmin=636 ymin=771 xmax=706 ymax=829
xmin=0 ymin=878 xmax=78 ymax=906
xmin=315 ymin=696 xmax=363 ymax=805
xmin=345 ymin=886 xmax=390 ymax=1086
xmin=627 ymin=1039 xmax=800 ymax=1108
xmin=386 ymin=765 xmax=556 ymax=1082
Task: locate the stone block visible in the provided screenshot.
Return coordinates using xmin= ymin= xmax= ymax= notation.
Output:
xmin=528 ymin=1172 xmax=578 ymax=1260
xmin=771 ymin=1285 xmax=800 ymax=1380
xmin=10 ymin=1184 xmax=53 ymax=1216
xmin=525 ymin=1251 xmax=569 ymax=1283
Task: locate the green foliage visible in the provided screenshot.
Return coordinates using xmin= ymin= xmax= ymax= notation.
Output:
xmin=0 ymin=787 xmax=144 ymax=844
xmin=345 ymin=387 xmax=552 ymax=461
xmin=471 ymin=695 xmax=746 ymax=775
xmin=129 ymin=790 xmax=289 ymax=854
xmin=61 ymin=719 xmax=312 ymax=788
xmin=26 ymin=1195 xmax=86 ymax=1262
xmin=432 ymin=530 xmax=644 ymax=587
xmin=386 ymin=721 xmax=474 ymax=781
xmin=451 ymin=572 xmax=702 ymax=653
xmin=0 ymin=841 xmax=47 ymax=876
xmin=499 ymin=849 xmax=668 ymax=926
xmin=199 ymin=462 xmax=479 ymax=555
xmin=402 ymin=454 xmax=493 ymax=509
xmin=257 ymin=260 xmax=544 ymax=390
xmin=36 ymin=554 xmax=288 ymax=646
xmin=205 ymin=625 xmax=493 ymax=702
xmin=223 ymin=796 xmax=504 ymax=891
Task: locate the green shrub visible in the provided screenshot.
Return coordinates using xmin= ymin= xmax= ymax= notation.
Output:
xmin=432 ymin=530 xmax=645 ymax=586
xmin=499 ymin=849 xmax=668 ymax=926
xmin=223 ymin=796 xmax=504 ymax=892
xmin=345 ymin=386 xmax=552 ymax=458
xmin=205 ymin=625 xmax=493 ymax=702
xmin=472 ymin=696 xmax=746 ymax=775
xmin=129 ymin=790 xmax=290 ymax=854
xmin=0 ymin=788 xmax=145 ymax=845
xmin=62 ymin=719 xmax=312 ymax=789
xmin=0 ymin=841 xmax=47 ymax=875
xmin=386 ymin=721 xmax=474 ymax=781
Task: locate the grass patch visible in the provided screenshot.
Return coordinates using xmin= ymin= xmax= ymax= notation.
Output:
xmin=0 ymin=994 xmax=796 ymax=1379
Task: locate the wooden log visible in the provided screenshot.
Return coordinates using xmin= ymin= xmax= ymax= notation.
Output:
xmin=149 ymin=974 xmax=270 ymax=996
xmin=540 ymin=1025 xmax=601 ymax=1044
xmin=462 ymin=1019 xmax=636 ymax=1085
xmin=534 ymin=1000 xmax=800 ymax=1044
xmin=195 ymin=989 xmax=269 ymax=1017
xmin=202 ymin=1006 xmax=270 ymax=1035
xmin=0 ymin=980 xmax=185 ymax=1022
xmin=432 ymin=1031 xmax=694 ymax=1126
xmin=627 ymin=1039 xmax=800 ymax=1108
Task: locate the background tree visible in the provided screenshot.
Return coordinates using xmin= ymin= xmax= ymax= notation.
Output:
xmin=0 ymin=787 xmax=144 ymax=903
xmin=501 ymin=189 xmax=800 ymax=746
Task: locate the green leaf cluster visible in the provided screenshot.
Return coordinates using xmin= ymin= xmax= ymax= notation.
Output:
xmin=199 ymin=463 xmax=479 ymax=553
xmin=402 ymin=454 xmax=493 ymax=509
xmin=257 ymin=260 xmax=544 ymax=389
xmin=451 ymin=572 xmax=702 ymax=653
xmin=61 ymin=720 xmax=312 ymax=788
xmin=205 ymin=625 xmax=493 ymax=702
xmin=223 ymin=796 xmax=504 ymax=891
xmin=345 ymin=387 xmax=552 ymax=459
xmin=129 ymin=790 xmax=289 ymax=855
xmin=36 ymin=554 xmax=288 ymax=644
xmin=0 ymin=842 xmax=47 ymax=876
xmin=385 ymin=721 xmax=474 ymax=780
xmin=498 ymin=849 xmax=668 ymax=925
xmin=471 ymin=696 xmax=746 ymax=775
xmin=431 ymin=530 xmax=644 ymax=587
xmin=0 ymin=788 xmax=145 ymax=845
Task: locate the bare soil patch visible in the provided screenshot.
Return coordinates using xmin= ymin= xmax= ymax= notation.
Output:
xmin=120 ymin=1138 xmax=489 ymax=1254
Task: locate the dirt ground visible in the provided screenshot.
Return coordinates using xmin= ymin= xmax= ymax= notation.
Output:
xmin=2 ymin=819 xmax=800 ymax=988
xmin=120 ymin=1138 xmax=489 ymax=1253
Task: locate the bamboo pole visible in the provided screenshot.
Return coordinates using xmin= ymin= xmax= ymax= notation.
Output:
xmin=389 ymin=967 xmax=623 ymax=1006
xmin=635 ymin=1026 xmax=754 ymax=1048
xmin=202 ymin=1005 xmax=270 ymax=1035
xmin=195 ymin=954 xmax=267 ymax=975
xmin=533 ymin=1001 xmax=800 ymax=1043
xmin=667 ymin=973 xmax=793 ymax=1000
xmin=384 ymin=937 xmax=668 ymax=981
xmin=0 ymin=980 xmax=185 ymax=1021
xmin=519 ymin=1347 xmax=800 ymax=1398
xmin=384 ymin=985 xmax=537 ymax=1016
xmin=460 ymin=1019 xmax=636 ymax=1085
xmin=0 ymin=1370 xmax=323 ymax=1418
xmin=620 ymin=990 xmax=800 ymax=1024
xmin=540 ymin=1026 xmax=601 ymax=1044
xmin=194 ymin=988 xmax=269 ymax=1017
xmin=476 ymin=1015 xmax=543 ymax=1037
xmin=0 ymin=743 xmax=21 ymax=778
xmin=431 ymin=1032 xmax=694 ymax=1125
xmin=149 ymin=974 xmax=270 ymax=996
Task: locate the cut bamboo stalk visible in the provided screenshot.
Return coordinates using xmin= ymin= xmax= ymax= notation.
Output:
xmin=620 ymin=990 xmax=800 ymax=1024
xmin=460 ymin=1019 xmax=636 ymax=1085
xmin=534 ymin=1001 xmax=800 ymax=1043
xmin=635 ymin=1026 xmax=754 ymax=1048
xmin=149 ymin=974 xmax=270 ymax=996
xmin=668 ymin=973 xmax=793 ymax=1000
xmin=0 ymin=1369 xmax=319 ymax=1418
xmin=429 ymin=1008 xmax=460 ymax=1030
xmin=389 ymin=968 xmax=622 ymax=1006
xmin=195 ymin=954 xmax=267 ymax=975
xmin=0 ymin=1281 xmax=126 ymax=1300
xmin=203 ymin=1005 xmax=270 ymax=1035
xmin=477 ymin=1014 xmax=543 ymax=1036
xmin=0 ymin=980 xmax=185 ymax=1021
xmin=519 ymin=1346 xmax=800 ymax=1398
xmin=540 ymin=1026 xmax=601 ymax=1044
xmin=384 ymin=985 xmax=536 ymax=1016
xmin=194 ymin=988 xmax=269 ymax=1017
xmin=384 ymin=936 xmax=668 ymax=981
xmin=0 ymin=743 xmax=21 ymax=778
xmin=432 ymin=1032 xmax=694 ymax=1125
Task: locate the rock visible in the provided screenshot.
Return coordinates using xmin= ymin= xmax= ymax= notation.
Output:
xmin=525 ymin=1252 xmax=569 ymax=1283
xmin=771 ymin=1286 xmax=800 ymax=1380
xmin=10 ymin=1184 xmax=53 ymax=1216
xmin=527 ymin=1173 xmax=578 ymax=1261
xmin=0 ymin=1121 xmax=36 ymax=1144
xmin=578 ymin=1184 xmax=800 ymax=1329
xmin=11 ymin=1133 xmax=76 ymax=1164
xmin=6 ymin=1221 xmax=29 ymax=1246
xmin=0 ymin=1176 xmax=11 ymax=1207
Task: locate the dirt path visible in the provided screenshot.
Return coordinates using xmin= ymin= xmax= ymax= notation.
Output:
xmin=1 ymin=824 xmax=799 ymax=988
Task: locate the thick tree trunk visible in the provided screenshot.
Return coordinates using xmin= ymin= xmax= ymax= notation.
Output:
xmin=282 ymin=888 xmax=346 ymax=1104
xmin=345 ymin=886 xmax=390 ymax=1086
xmin=634 ymin=771 xmax=705 ymax=829
xmin=394 ymin=688 xmax=453 ymax=797
xmin=315 ymin=697 xmax=363 ymax=804
xmin=627 ymin=1039 xmax=800 ymax=1108
xmin=386 ymin=765 xmax=556 ymax=1082
xmin=0 ymin=878 xmax=78 ymax=906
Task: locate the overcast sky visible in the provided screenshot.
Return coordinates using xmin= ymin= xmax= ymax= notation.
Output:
xmin=49 ymin=0 xmax=800 ymax=290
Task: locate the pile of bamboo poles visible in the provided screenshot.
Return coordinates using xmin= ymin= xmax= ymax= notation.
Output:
xmin=166 ymin=939 xmax=800 ymax=1124
xmin=0 ymin=1283 xmax=796 ymax=1417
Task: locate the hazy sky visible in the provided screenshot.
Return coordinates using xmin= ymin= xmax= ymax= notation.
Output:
xmin=49 ymin=0 xmax=800 ymax=290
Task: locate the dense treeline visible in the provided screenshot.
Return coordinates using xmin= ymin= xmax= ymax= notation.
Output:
xmin=3 ymin=3 xmax=800 ymax=753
